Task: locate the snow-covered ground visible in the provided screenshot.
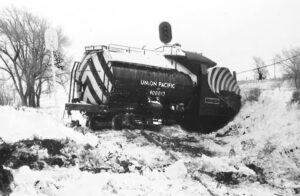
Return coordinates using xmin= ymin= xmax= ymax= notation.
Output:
xmin=0 ymin=79 xmax=300 ymax=196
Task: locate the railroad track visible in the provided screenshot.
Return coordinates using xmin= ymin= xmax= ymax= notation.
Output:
xmin=72 ymin=126 xmax=221 ymax=196
xmin=71 ymin=123 xmax=215 ymax=158
xmin=140 ymin=130 xmax=215 ymax=158
xmin=71 ymin=122 xmax=215 ymax=158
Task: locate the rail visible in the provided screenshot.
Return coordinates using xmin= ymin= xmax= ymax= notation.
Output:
xmin=108 ymin=44 xmax=160 ymax=55
xmin=85 ymin=45 xmax=107 ymax=52
xmin=85 ymin=43 xmax=183 ymax=56
xmin=68 ymin=61 xmax=80 ymax=103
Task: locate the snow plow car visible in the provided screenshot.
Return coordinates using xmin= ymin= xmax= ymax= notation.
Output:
xmin=65 ymin=43 xmax=241 ymax=132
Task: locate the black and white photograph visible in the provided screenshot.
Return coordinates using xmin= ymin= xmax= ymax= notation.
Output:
xmin=0 ymin=0 xmax=299 ymax=195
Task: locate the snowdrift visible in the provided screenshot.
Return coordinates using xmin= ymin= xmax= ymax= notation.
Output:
xmin=0 ymin=79 xmax=299 ymax=195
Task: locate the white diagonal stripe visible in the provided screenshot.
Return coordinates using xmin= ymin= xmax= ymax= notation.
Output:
xmin=215 ymin=69 xmax=227 ymax=93
xmin=108 ymin=81 xmax=112 ymax=92
xmin=76 ymin=54 xmax=92 ymax=81
xmin=82 ymin=66 xmax=106 ymax=103
xmin=232 ymin=83 xmax=239 ymax=94
xmin=103 ymin=51 xmax=112 ymax=62
xmin=92 ymin=54 xmax=105 ymax=83
xmin=224 ymin=77 xmax=233 ymax=91
xmin=211 ymin=67 xmax=221 ymax=93
xmin=207 ymin=68 xmax=214 ymax=92
xmin=83 ymin=87 xmax=96 ymax=104
xmin=228 ymin=80 xmax=236 ymax=92
xmin=220 ymin=73 xmax=231 ymax=92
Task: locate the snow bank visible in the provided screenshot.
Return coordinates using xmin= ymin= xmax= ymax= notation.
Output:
xmin=228 ymin=88 xmax=300 ymax=151
xmin=0 ymin=106 xmax=98 ymax=145
xmin=2 ymin=79 xmax=300 ymax=196
xmin=11 ymin=165 xmax=210 ymax=196
xmin=206 ymin=84 xmax=300 ymax=191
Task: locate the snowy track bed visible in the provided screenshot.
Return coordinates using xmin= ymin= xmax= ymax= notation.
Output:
xmin=0 ymin=128 xmax=282 ymax=196
xmin=1 ymin=80 xmax=300 ymax=195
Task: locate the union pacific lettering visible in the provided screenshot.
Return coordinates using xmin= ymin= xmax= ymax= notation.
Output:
xmin=140 ymin=80 xmax=175 ymax=89
xmin=140 ymin=80 xmax=157 ymax=86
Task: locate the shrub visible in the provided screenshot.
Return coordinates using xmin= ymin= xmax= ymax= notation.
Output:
xmin=290 ymin=90 xmax=300 ymax=104
xmin=0 ymin=81 xmax=18 ymax=106
xmin=243 ymin=88 xmax=261 ymax=103
xmin=0 ymin=90 xmax=11 ymax=105
xmin=275 ymin=48 xmax=300 ymax=89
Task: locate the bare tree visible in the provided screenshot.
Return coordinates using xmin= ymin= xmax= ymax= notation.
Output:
xmin=0 ymin=78 xmax=11 ymax=105
xmin=0 ymin=7 xmax=70 ymax=107
xmin=252 ymin=57 xmax=268 ymax=80
xmin=275 ymin=48 xmax=300 ymax=89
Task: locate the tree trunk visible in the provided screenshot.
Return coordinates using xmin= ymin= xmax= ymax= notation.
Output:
xmin=26 ymin=78 xmax=36 ymax=107
xmin=17 ymin=91 xmax=27 ymax=106
xmin=36 ymin=95 xmax=40 ymax=107
xmin=28 ymin=87 xmax=36 ymax=107
xmin=35 ymin=78 xmax=42 ymax=108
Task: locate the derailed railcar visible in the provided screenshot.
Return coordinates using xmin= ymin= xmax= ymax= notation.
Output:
xmin=65 ymin=44 xmax=241 ymax=131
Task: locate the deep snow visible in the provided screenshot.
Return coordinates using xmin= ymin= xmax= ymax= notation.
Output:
xmin=0 ymin=79 xmax=300 ymax=196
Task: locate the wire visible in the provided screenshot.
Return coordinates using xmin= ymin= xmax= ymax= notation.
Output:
xmin=237 ymin=53 xmax=300 ymax=74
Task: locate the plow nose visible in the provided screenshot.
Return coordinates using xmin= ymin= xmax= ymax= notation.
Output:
xmin=207 ymin=67 xmax=241 ymax=112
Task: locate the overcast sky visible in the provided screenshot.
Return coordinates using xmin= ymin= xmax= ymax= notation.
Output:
xmin=1 ymin=0 xmax=300 ymax=78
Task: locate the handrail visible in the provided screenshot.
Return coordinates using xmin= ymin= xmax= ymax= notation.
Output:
xmin=71 ymin=62 xmax=80 ymax=102
xmin=84 ymin=44 xmax=183 ymax=56
xmin=85 ymin=44 xmax=163 ymax=55
xmin=68 ymin=62 xmax=77 ymax=103
xmin=85 ymin=45 xmax=107 ymax=52
xmin=108 ymin=44 xmax=160 ymax=55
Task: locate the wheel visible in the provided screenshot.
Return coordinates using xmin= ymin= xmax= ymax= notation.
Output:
xmin=85 ymin=116 xmax=92 ymax=129
xmin=112 ymin=115 xmax=123 ymax=130
xmin=86 ymin=116 xmax=97 ymax=130
xmin=86 ymin=115 xmax=112 ymax=130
